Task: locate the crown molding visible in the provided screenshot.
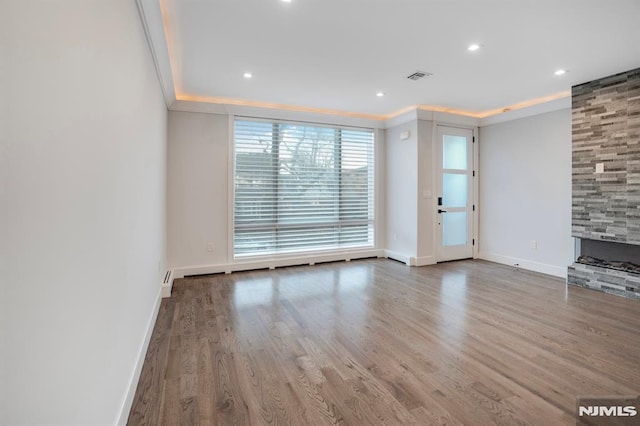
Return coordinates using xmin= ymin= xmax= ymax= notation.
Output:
xmin=135 ymin=0 xmax=176 ymax=107
xmin=138 ymin=2 xmax=571 ymax=125
xmin=170 ymin=93 xmax=571 ymax=130
xmin=479 ymin=95 xmax=570 ymax=126
xmin=170 ymin=100 xmax=387 ymax=129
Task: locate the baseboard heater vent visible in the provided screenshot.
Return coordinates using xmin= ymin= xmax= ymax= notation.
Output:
xmin=184 ymin=271 xmax=228 ymax=278
xmin=161 ymin=269 xmax=174 ymax=298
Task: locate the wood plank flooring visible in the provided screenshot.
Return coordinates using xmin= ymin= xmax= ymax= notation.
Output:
xmin=128 ymin=259 xmax=640 ymax=425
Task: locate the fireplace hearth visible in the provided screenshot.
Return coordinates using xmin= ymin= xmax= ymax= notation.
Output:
xmin=568 ymin=260 xmax=640 ymax=299
xmin=568 ymin=238 xmax=640 ymax=299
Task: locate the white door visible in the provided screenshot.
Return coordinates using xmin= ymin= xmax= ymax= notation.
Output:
xmin=436 ymin=126 xmax=474 ymax=262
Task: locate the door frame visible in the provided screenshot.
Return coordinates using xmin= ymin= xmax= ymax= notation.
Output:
xmin=431 ymin=123 xmax=479 ymax=262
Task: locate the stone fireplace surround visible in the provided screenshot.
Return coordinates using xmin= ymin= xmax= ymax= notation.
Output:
xmin=567 ymin=67 xmax=640 ymax=299
xmin=568 ymin=238 xmax=640 ymax=299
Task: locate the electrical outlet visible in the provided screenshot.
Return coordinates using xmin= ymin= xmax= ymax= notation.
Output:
xmin=530 ymin=240 xmax=537 ymax=250
xmin=393 ymin=233 xmax=398 ymax=241
xmin=207 ymin=242 xmax=215 ymax=252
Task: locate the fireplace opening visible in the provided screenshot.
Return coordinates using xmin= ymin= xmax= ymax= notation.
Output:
xmin=577 ymin=239 xmax=640 ymax=274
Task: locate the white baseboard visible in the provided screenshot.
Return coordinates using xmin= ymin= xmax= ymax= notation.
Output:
xmin=383 ymin=251 xmax=435 ymax=267
xmin=412 ymin=256 xmax=436 ymax=267
xmin=384 ymin=250 xmax=412 ymax=265
xmin=478 ymin=252 xmax=567 ymax=278
xmin=173 ymin=249 xmax=385 ymax=279
xmin=161 ymin=269 xmax=174 ymax=298
xmin=116 ymin=287 xmax=163 ymax=426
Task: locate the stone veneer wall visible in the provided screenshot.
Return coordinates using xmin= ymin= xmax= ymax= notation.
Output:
xmin=572 ymin=68 xmax=640 ymax=243
xmin=568 ymin=263 xmax=640 ymax=299
xmin=569 ymin=67 xmax=640 ymax=299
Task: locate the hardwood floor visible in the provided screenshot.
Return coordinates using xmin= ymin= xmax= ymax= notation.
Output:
xmin=128 ymin=259 xmax=640 ymax=425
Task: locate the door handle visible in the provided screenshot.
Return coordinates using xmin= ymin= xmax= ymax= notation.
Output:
xmin=438 ymin=209 xmax=447 ymax=213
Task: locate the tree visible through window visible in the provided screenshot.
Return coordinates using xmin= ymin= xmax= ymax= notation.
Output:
xmin=234 ymin=119 xmax=374 ymax=256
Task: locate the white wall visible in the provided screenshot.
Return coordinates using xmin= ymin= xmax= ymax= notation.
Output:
xmin=416 ymin=119 xmax=435 ymax=263
xmin=375 ymin=129 xmax=387 ymax=252
xmin=385 ymin=121 xmax=419 ymax=261
xmin=1 ymin=1 xmax=167 ymax=424
xmin=167 ymin=111 xmax=386 ymax=273
xmin=478 ymin=108 xmax=573 ymax=277
xmin=168 ymin=111 xmax=229 ymax=268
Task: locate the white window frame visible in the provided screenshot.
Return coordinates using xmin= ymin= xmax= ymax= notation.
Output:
xmin=229 ymin=116 xmax=376 ymax=260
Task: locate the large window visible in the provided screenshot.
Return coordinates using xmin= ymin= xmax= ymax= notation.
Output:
xmin=234 ymin=118 xmax=374 ymax=257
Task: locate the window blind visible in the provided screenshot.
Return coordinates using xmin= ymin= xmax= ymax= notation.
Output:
xmin=233 ymin=118 xmax=374 ymax=257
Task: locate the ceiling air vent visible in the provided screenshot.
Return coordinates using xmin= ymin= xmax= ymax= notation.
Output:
xmin=407 ymin=71 xmax=432 ymax=80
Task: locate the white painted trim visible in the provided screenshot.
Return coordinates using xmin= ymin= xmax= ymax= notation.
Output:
xmin=170 ymin=100 xmax=385 ymax=129
xmin=478 ymin=252 xmax=568 ymax=278
xmin=169 ymin=99 xmax=571 ymax=131
xmin=472 ymin=128 xmax=479 ymax=259
xmin=413 ymin=256 xmax=436 ymax=266
xmin=116 ymin=287 xmax=163 ymax=426
xmin=170 ymin=100 xmax=229 ymax=115
xmin=415 ymin=109 xmax=433 ymax=121
xmin=430 ymin=121 xmax=438 ymax=262
xmin=384 ymin=250 xmax=412 ymax=265
xmin=433 ymin=124 xmax=477 ymax=262
xmin=173 ymin=249 xmax=385 ymax=278
xmin=431 ymin=112 xmax=480 ymax=127
xmin=160 ymin=269 xmax=174 ymax=298
xmin=479 ymin=97 xmax=570 ymax=127
xmin=384 ymin=109 xmax=419 ymax=129
xmin=227 ymin=115 xmax=235 ymax=266
xmin=374 ymin=128 xmax=385 ymax=251
xmin=135 ymin=0 xmax=176 ymax=107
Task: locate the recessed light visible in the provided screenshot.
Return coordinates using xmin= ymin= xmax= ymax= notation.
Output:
xmin=554 ymin=69 xmax=567 ymax=76
xmin=243 ymin=72 xmax=253 ymax=79
xmin=376 ymin=92 xmax=385 ymax=97
xmin=468 ymin=43 xmax=481 ymax=51
xmin=281 ymin=0 xmax=292 ymax=3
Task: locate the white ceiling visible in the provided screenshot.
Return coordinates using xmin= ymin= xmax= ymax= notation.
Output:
xmin=150 ymin=0 xmax=640 ymax=117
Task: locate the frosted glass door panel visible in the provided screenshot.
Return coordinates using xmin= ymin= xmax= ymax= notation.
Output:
xmin=443 ymin=173 xmax=467 ymax=208
xmin=443 ymin=135 xmax=467 ymax=170
xmin=443 ymin=212 xmax=467 ymax=246
xmin=436 ymin=125 xmax=474 ymax=262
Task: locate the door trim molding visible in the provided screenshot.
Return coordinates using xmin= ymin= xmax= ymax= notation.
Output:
xmin=432 ymin=123 xmax=479 ymax=262
xmin=473 ymin=129 xmax=479 ymax=260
